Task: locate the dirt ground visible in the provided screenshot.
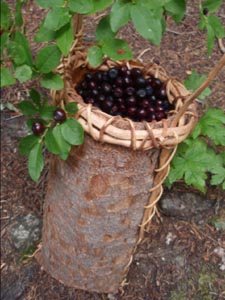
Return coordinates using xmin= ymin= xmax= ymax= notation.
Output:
xmin=1 ymin=1 xmax=225 ymax=300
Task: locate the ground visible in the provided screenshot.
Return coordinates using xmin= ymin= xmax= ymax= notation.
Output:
xmin=1 ymin=1 xmax=225 ymax=300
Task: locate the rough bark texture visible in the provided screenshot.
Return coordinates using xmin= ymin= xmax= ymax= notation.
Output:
xmin=37 ymin=134 xmax=160 ymax=293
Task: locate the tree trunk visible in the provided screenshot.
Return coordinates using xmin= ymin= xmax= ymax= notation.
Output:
xmin=36 ymin=134 xmax=160 ymax=293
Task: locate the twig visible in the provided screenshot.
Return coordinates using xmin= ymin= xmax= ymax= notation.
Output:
xmin=218 ymin=38 xmax=225 ymax=54
xmin=166 ymin=28 xmax=183 ymax=35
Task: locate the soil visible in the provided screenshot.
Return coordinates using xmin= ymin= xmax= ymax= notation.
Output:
xmin=1 ymin=1 xmax=225 ymax=300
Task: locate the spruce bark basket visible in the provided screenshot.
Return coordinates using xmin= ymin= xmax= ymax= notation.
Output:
xmin=36 ymin=17 xmax=200 ymax=293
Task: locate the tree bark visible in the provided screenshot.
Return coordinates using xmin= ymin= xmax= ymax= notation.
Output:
xmin=36 ymin=134 xmax=160 ymax=293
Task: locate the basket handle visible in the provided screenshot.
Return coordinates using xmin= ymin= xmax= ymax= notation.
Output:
xmin=173 ymin=53 xmax=225 ymax=126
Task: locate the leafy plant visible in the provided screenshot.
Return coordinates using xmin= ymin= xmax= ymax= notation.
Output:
xmin=166 ymin=72 xmax=225 ymax=193
xmin=18 ymin=90 xmax=84 ymax=181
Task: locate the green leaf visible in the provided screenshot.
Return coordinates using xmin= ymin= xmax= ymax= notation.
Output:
xmin=68 ymin=0 xmax=94 ymax=14
xmin=208 ymin=15 xmax=225 ymax=38
xmin=15 ymin=65 xmax=33 ymax=82
xmin=43 ymin=7 xmax=71 ymax=31
xmin=0 ymin=67 xmax=16 ymax=87
xmin=17 ymin=100 xmax=38 ymax=115
xmin=45 ymin=126 xmax=71 ymax=160
xmin=96 ymin=15 xmax=115 ymax=42
xmin=34 ymin=21 xmax=56 ymax=43
xmin=36 ymin=45 xmax=61 ymax=74
xmin=206 ymin=23 xmax=215 ymax=56
xmin=110 ymin=0 xmax=131 ymax=32
xmin=19 ymin=134 xmax=40 ymax=157
xmin=14 ymin=31 xmax=33 ymax=66
xmin=65 ymin=102 xmax=78 ymax=115
xmin=195 ymin=108 xmax=225 ymax=146
xmin=1 ymin=2 xmax=11 ymax=30
xmin=91 ymin=0 xmax=113 ymax=13
xmin=39 ymin=106 xmax=56 ymax=120
xmin=139 ymin=0 xmax=170 ymax=10
xmin=164 ymin=0 xmax=186 ymax=23
xmin=41 ymin=73 xmax=64 ymax=90
xmin=28 ymin=142 xmax=44 ymax=182
xmin=29 ymin=89 xmax=41 ymax=107
xmin=102 ymin=38 xmax=133 ymax=60
xmin=7 ymin=41 xmax=27 ymax=65
xmin=15 ymin=0 xmax=23 ymax=27
xmin=199 ymin=12 xmax=206 ymax=30
xmin=35 ymin=0 xmax=64 ymax=9
xmin=130 ymin=4 xmax=163 ymax=45
xmin=87 ymin=45 xmax=104 ymax=67
xmin=60 ymin=118 xmax=84 ymax=145
xmin=184 ymin=71 xmax=212 ymax=100
xmin=0 ymin=32 xmax=8 ymax=58
xmin=56 ymin=21 xmax=74 ymax=56
xmin=202 ymin=0 xmax=222 ymax=13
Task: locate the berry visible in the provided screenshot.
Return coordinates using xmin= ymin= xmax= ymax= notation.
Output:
xmin=85 ymin=73 xmax=94 ymax=81
xmin=136 ymin=89 xmax=147 ymax=99
xmin=108 ymin=67 xmax=119 ymax=80
xmin=137 ymin=108 xmax=147 ymax=119
xmin=130 ymin=67 xmax=143 ymax=78
xmin=135 ymin=77 xmax=146 ymax=88
xmin=203 ymin=7 xmax=208 ymax=15
xmin=125 ymin=86 xmax=135 ymax=96
xmin=126 ymin=96 xmax=137 ymax=107
xmin=53 ymin=108 xmax=67 ymax=123
xmin=32 ymin=121 xmax=45 ymax=135
xmin=113 ymin=87 xmax=123 ymax=98
xmin=150 ymin=78 xmax=162 ymax=90
xmin=102 ymin=82 xmax=112 ymax=94
xmin=156 ymin=87 xmax=167 ymax=99
xmin=145 ymin=85 xmax=153 ymax=96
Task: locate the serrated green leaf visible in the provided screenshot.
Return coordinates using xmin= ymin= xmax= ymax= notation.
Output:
xmin=15 ymin=65 xmax=32 ymax=82
xmin=130 ymin=4 xmax=162 ymax=45
xmin=164 ymin=0 xmax=186 ymax=23
xmin=208 ymin=15 xmax=225 ymax=38
xmin=14 ymin=31 xmax=33 ymax=66
xmin=65 ymin=102 xmax=78 ymax=115
xmin=28 ymin=142 xmax=44 ymax=182
xmin=29 ymin=89 xmax=41 ymax=107
xmin=210 ymin=166 xmax=225 ymax=186
xmin=1 ymin=2 xmax=11 ymax=30
xmin=96 ymin=15 xmax=115 ymax=42
xmin=87 ymin=45 xmax=104 ymax=67
xmin=7 ymin=41 xmax=27 ymax=65
xmin=35 ymin=0 xmax=64 ymax=9
xmin=56 ymin=21 xmax=74 ymax=56
xmin=41 ymin=73 xmax=64 ymax=90
xmin=202 ymin=0 xmax=222 ymax=13
xmin=45 ymin=126 xmax=71 ymax=160
xmin=19 ymin=134 xmax=40 ymax=157
xmin=15 ymin=0 xmax=23 ymax=27
xmin=184 ymin=71 xmax=212 ymax=99
xmin=43 ymin=7 xmax=71 ymax=31
xmin=17 ymin=100 xmax=38 ymax=116
xmin=60 ymin=118 xmax=84 ymax=145
xmin=110 ymin=0 xmax=131 ymax=32
xmin=39 ymin=106 xmax=56 ymax=120
xmin=199 ymin=12 xmax=206 ymax=30
xmin=36 ymin=45 xmax=61 ymax=74
xmin=0 ymin=67 xmax=16 ymax=87
xmin=91 ymin=0 xmax=113 ymax=13
xmin=102 ymin=38 xmax=133 ymax=60
xmin=196 ymin=108 xmax=225 ymax=146
xmin=34 ymin=21 xmax=56 ymax=43
xmin=68 ymin=0 xmax=94 ymax=13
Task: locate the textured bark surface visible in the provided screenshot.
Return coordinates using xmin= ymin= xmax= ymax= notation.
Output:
xmin=37 ymin=134 xmax=160 ymax=293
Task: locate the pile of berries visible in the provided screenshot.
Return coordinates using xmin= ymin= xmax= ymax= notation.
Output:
xmin=76 ymin=65 xmax=175 ymax=122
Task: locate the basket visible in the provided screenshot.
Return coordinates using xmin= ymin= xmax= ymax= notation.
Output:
xmin=36 ymin=21 xmax=200 ymax=293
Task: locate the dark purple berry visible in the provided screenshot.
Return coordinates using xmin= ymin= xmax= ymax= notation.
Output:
xmin=98 ymin=94 xmax=106 ymax=102
xmin=53 ymin=108 xmax=67 ymax=123
xmin=125 ymin=86 xmax=135 ymax=96
xmin=146 ymin=112 xmax=156 ymax=122
xmin=108 ymin=67 xmax=119 ymax=80
xmin=85 ymin=73 xmax=94 ymax=81
xmin=140 ymin=99 xmax=151 ymax=108
xmin=32 ymin=121 xmax=45 ymax=135
xmin=101 ymin=99 xmax=114 ymax=113
xmin=156 ymin=87 xmax=167 ymax=99
xmin=136 ymin=89 xmax=147 ymax=99
xmin=88 ymin=81 xmax=97 ymax=89
xmin=156 ymin=111 xmax=166 ymax=121
xmin=102 ymin=82 xmax=112 ymax=94
xmin=135 ymin=77 xmax=146 ymax=88
xmin=127 ymin=107 xmax=137 ymax=117
xmin=115 ymin=76 xmax=124 ymax=87
xmin=126 ymin=96 xmax=137 ymax=107
xmin=145 ymin=85 xmax=154 ymax=96
xmin=130 ymin=67 xmax=143 ymax=78
xmin=95 ymin=71 xmax=103 ymax=82
xmin=123 ymin=76 xmax=133 ymax=86
xmin=137 ymin=108 xmax=147 ymax=119
xmin=150 ymin=78 xmax=162 ymax=90
xmin=155 ymin=105 xmax=164 ymax=112
xmin=203 ymin=7 xmax=208 ymax=15
xmin=120 ymin=65 xmax=129 ymax=74
xmin=113 ymin=87 xmax=123 ymax=98
xmin=148 ymin=95 xmax=157 ymax=104
xmin=86 ymin=97 xmax=95 ymax=105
